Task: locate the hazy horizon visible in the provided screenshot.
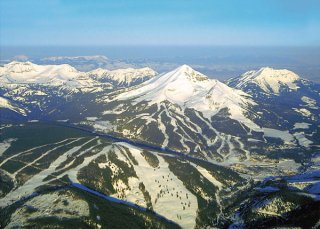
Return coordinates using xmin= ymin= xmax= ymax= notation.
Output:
xmin=1 ymin=45 xmax=319 ymax=82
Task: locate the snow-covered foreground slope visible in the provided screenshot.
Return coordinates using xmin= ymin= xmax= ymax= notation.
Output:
xmin=1 ymin=123 xmax=319 ymax=228
xmin=0 ymin=96 xmax=26 ymax=115
xmin=0 ymin=124 xmax=246 ymax=228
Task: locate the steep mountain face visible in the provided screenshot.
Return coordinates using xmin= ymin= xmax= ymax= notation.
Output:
xmin=85 ymin=65 xmax=261 ymax=162
xmin=87 ymin=67 xmax=157 ymax=87
xmin=227 ymin=67 xmax=301 ymax=95
xmin=0 ymin=62 xmax=157 ymax=121
xmin=80 ymin=65 xmax=319 ymax=165
xmin=226 ymin=67 xmax=320 ymax=150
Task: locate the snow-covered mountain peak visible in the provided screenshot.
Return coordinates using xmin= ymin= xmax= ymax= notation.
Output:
xmin=0 ymin=61 xmax=87 ymax=87
xmin=1 ymin=61 xmax=37 ymax=74
xmin=176 ymin=64 xmax=193 ymax=73
xmin=229 ymin=67 xmax=301 ymax=94
xmin=255 ymin=67 xmax=300 ymax=81
xmin=113 ymin=65 xmax=257 ymax=129
xmin=1 ymin=61 xmax=78 ymax=76
xmin=88 ymin=68 xmax=109 ymax=75
xmin=173 ymin=64 xmax=209 ymax=82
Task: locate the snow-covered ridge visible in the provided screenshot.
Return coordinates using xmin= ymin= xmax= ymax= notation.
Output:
xmin=87 ymin=67 xmax=157 ymax=86
xmin=0 ymin=61 xmax=157 ymax=89
xmin=233 ymin=67 xmax=300 ymax=94
xmin=0 ymin=61 xmax=79 ymax=85
xmin=113 ymin=64 xmax=257 ymax=129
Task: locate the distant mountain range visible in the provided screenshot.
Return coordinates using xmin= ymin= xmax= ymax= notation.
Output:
xmin=1 ymin=61 xmax=319 ymax=162
xmin=0 ymin=61 xmax=319 ymax=228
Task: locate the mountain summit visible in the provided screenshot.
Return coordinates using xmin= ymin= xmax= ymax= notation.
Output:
xmin=227 ymin=67 xmax=300 ymax=94
xmin=112 ymin=65 xmax=256 ymax=128
xmin=0 ymin=61 xmax=79 ymax=85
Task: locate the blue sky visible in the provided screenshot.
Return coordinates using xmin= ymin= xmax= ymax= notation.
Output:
xmin=1 ymin=0 xmax=319 ymax=46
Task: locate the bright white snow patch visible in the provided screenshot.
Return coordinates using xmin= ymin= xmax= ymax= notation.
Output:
xmin=262 ymin=128 xmax=294 ymax=144
xmin=293 ymin=122 xmax=311 ymax=129
xmin=0 ymin=96 xmax=26 ymax=115
xmin=301 ymin=96 xmax=318 ymax=109
xmin=190 ymin=162 xmax=223 ymax=189
xmin=293 ymin=108 xmax=312 ymax=117
xmin=93 ymin=121 xmax=113 ymax=132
